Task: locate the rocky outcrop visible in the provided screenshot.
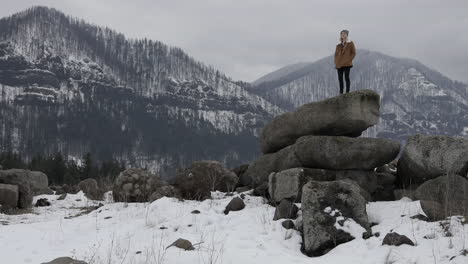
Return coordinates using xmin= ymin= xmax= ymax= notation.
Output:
xmin=397 ymin=134 xmax=468 ymax=186
xmin=246 ymin=136 xmax=400 ymax=187
xmin=261 ymin=89 xmax=380 ymax=154
xmin=175 ymin=161 xmax=238 ymax=200
xmin=414 ymin=174 xmax=468 ymax=220
xmin=113 ymin=168 xmax=167 ymax=202
xmin=302 ymin=180 xmax=370 ymax=256
xmin=0 ymin=170 xmax=33 ymax=208
xmin=268 ymin=168 xmax=377 ymax=203
xmin=0 ymin=183 xmax=19 ymax=210
xmin=0 ymin=169 xmax=49 ymax=195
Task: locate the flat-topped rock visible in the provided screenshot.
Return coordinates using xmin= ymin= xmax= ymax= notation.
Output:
xmin=245 ymin=135 xmax=400 ymax=187
xmin=261 ymin=89 xmax=380 ymax=154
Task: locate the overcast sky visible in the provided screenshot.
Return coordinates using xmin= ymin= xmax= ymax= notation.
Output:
xmin=1 ymin=0 xmax=467 ymax=83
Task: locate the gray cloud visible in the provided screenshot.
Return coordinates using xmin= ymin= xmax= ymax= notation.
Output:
xmin=2 ymin=0 xmax=467 ymax=83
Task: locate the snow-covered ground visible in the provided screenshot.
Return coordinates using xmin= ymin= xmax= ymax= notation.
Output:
xmin=0 ymin=192 xmax=467 ymax=264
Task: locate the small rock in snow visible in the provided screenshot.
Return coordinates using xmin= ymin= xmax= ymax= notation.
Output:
xmin=382 ymin=232 xmax=414 ymax=246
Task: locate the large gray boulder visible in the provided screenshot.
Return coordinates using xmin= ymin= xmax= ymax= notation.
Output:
xmin=0 ymin=170 xmax=33 ymax=208
xmin=302 ymin=179 xmax=370 ymax=256
xmin=268 ymin=167 xmax=375 ymax=203
xmin=0 ymin=169 xmax=49 ymax=195
xmin=414 ymin=174 xmax=468 ymax=220
xmin=261 ymin=89 xmax=380 ymax=154
xmin=0 ymin=183 xmax=19 ymax=210
xmin=397 ymin=134 xmax=468 ymax=186
xmin=175 ymin=161 xmax=238 ymax=200
xmin=113 ymin=168 xmax=167 ymax=202
xmin=246 ymin=135 xmax=400 ymax=187
xmin=77 ymin=178 xmax=100 ymax=200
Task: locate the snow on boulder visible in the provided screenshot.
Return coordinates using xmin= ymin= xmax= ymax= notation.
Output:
xmin=397 ymin=134 xmax=468 ymax=186
xmin=261 ymin=89 xmax=380 ymax=154
xmin=302 ymin=179 xmax=370 ymax=256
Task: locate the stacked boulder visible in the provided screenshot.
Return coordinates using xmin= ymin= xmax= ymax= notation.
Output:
xmin=0 ymin=169 xmax=51 ymax=210
xmin=240 ymin=90 xmax=401 ymax=256
xmin=243 ymin=90 xmax=400 ymax=202
xmin=397 ymin=134 xmax=468 ymax=220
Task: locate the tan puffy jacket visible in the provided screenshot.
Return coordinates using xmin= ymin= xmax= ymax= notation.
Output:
xmin=334 ymin=41 xmax=356 ymax=69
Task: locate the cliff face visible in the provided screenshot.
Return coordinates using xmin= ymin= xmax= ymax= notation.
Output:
xmin=251 ymin=50 xmax=468 ymax=140
xmin=0 ymin=7 xmax=282 ymax=177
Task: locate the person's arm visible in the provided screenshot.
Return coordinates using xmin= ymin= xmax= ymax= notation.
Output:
xmin=350 ymin=41 xmax=356 ymax=60
xmin=334 ymin=45 xmax=339 ymax=66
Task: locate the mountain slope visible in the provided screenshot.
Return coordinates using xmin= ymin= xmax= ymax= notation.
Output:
xmin=0 ymin=6 xmax=282 ymax=177
xmin=251 ymin=50 xmax=468 ymax=140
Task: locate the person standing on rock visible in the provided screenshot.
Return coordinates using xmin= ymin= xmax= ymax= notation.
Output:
xmin=334 ymin=29 xmax=356 ymax=94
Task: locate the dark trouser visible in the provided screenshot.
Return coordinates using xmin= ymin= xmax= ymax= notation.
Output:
xmin=337 ymin=66 xmax=351 ymax=94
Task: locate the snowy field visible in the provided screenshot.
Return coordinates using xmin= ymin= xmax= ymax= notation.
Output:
xmin=1 ymin=191 xmax=467 ymax=264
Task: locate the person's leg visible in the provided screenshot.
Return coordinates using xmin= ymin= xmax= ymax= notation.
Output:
xmin=337 ymin=68 xmax=344 ymax=94
xmin=344 ymin=67 xmax=351 ymax=93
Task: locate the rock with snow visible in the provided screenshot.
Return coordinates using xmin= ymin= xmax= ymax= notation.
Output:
xmin=224 ymin=197 xmax=245 ymax=215
xmin=269 ymin=167 xmax=378 ymax=203
xmin=35 ymin=198 xmax=51 ymax=207
xmin=175 ymin=161 xmax=238 ymax=200
xmin=0 ymin=169 xmax=49 ymax=195
xmin=261 ymin=89 xmax=380 ymax=154
xmin=0 ymin=171 xmax=33 ymax=208
xmin=273 ymin=199 xmax=298 ymax=220
xmin=415 ymin=174 xmax=468 ymax=220
xmin=302 ymin=179 xmax=370 ymax=256
xmin=41 ymin=257 xmax=87 ymax=264
xmin=77 ymin=178 xmax=100 ymax=200
xmin=397 ymin=134 xmax=468 ymax=186
xmin=113 ymin=168 xmax=167 ymax=202
xmin=167 ymin=238 xmax=195 ymax=251
xmin=0 ymin=183 xmax=19 ymax=210
xmin=246 ymin=135 xmax=399 ymax=187
xmin=382 ymin=232 xmax=414 ymax=246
